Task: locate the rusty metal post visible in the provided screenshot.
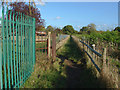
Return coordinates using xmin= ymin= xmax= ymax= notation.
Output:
xmin=52 ymin=32 xmax=56 ymax=61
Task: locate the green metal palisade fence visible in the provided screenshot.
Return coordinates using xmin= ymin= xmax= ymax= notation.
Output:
xmin=0 ymin=6 xmax=35 ymax=89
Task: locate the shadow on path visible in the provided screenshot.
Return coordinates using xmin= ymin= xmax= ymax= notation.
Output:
xmin=57 ymin=37 xmax=105 ymax=88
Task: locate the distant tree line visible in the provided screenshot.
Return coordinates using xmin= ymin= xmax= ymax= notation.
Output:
xmin=42 ymin=23 xmax=119 ymax=34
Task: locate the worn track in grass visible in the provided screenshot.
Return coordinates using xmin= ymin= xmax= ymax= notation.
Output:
xmin=57 ymin=37 xmax=105 ymax=88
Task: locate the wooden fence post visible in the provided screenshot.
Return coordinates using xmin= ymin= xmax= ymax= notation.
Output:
xmin=48 ymin=32 xmax=51 ymax=58
xmin=86 ymin=40 xmax=91 ymax=65
xmin=52 ymin=32 xmax=56 ymax=62
xmin=92 ymin=44 xmax=95 ymax=61
xmin=84 ymin=40 xmax=86 ymax=51
xmin=83 ymin=40 xmax=84 ymax=50
xmin=101 ymin=48 xmax=107 ymax=77
xmin=103 ymin=48 xmax=107 ymax=71
xmin=79 ymin=39 xmax=81 ymax=46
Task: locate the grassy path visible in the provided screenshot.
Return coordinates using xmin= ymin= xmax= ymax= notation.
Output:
xmin=57 ymin=37 xmax=104 ymax=88
xmin=23 ymin=36 xmax=106 ymax=88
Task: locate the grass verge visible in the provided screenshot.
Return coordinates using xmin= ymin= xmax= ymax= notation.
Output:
xmin=22 ymin=50 xmax=66 ymax=88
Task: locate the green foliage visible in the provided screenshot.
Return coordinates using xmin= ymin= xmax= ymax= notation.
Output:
xmin=111 ymin=59 xmax=120 ymax=68
xmin=23 ymin=52 xmax=66 ymax=88
xmin=62 ymin=25 xmax=76 ymax=35
xmin=80 ymin=26 xmax=89 ymax=32
xmin=57 ymin=37 xmax=86 ymax=63
xmin=114 ymin=27 xmax=120 ymax=32
xmin=87 ymin=23 xmax=96 ymax=31
xmin=53 ymin=58 xmax=62 ymax=71
xmin=54 ymin=28 xmax=62 ymax=35
xmin=39 ymin=25 xmax=45 ymax=31
xmin=56 ymin=37 xmax=107 ymax=88
xmin=74 ymin=30 xmax=79 ymax=34
xmin=9 ymin=2 xmax=45 ymax=31
xmin=102 ymin=31 xmax=120 ymax=43
xmin=23 ymin=68 xmax=66 ymax=88
xmin=75 ymin=29 xmax=120 ymax=63
xmin=76 ymin=30 xmax=120 ymax=44
xmin=46 ymin=25 xmax=54 ymax=32
xmin=79 ymin=23 xmax=97 ymax=34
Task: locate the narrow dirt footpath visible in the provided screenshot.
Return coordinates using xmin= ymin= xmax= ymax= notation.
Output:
xmin=57 ymin=37 xmax=104 ymax=88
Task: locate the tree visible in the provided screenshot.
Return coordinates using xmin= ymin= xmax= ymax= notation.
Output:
xmin=74 ymin=30 xmax=79 ymax=34
xmin=87 ymin=23 xmax=96 ymax=34
xmin=87 ymin=23 xmax=96 ymax=31
xmin=114 ymin=27 xmax=120 ymax=32
xmin=38 ymin=25 xmax=45 ymax=31
xmin=46 ymin=25 xmax=54 ymax=32
xmin=62 ymin=25 xmax=75 ymax=34
xmin=79 ymin=23 xmax=96 ymax=34
xmin=54 ymin=28 xmax=62 ymax=34
xmin=9 ymin=2 xmax=45 ymax=31
xmin=80 ymin=26 xmax=89 ymax=32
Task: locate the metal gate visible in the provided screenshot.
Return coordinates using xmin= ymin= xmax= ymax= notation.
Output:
xmin=0 ymin=6 xmax=35 ymax=89
xmin=35 ymin=32 xmax=48 ymax=55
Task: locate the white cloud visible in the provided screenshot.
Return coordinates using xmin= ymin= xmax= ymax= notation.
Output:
xmin=96 ymin=24 xmax=117 ymax=31
xmin=97 ymin=25 xmax=101 ymax=28
xmin=59 ymin=26 xmax=63 ymax=29
xmin=37 ymin=0 xmax=45 ymax=6
xmin=75 ymin=25 xmax=81 ymax=30
xmin=56 ymin=16 xmax=61 ymax=19
xmin=77 ymin=25 xmax=81 ymax=29
xmin=35 ymin=2 xmax=40 ymax=5
xmin=103 ymin=24 xmax=107 ymax=26
xmin=73 ymin=25 xmax=82 ymax=31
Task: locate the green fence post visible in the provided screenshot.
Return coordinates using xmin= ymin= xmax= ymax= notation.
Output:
xmin=24 ymin=16 xmax=27 ymax=78
xmin=16 ymin=12 xmax=19 ymax=88
xmin=6 ymin=7 xmax=11 ymax=88
xmin=32 ymin=18 xmax=34 ymax=71
xmin=9 ymin=10 xmax=14 ymax=86
xmin=20 ymin=13 xmax=23 ymax=86
xmin=13 ymin=11 xmax=17 ymax=87
xmin=33 ymin=18 xmax=35 ymax=67
xmin=0 ymin=22 xmax=3 ymax=89
xmin=26 ymin=16 xmax=28 ymax=76
xmin=22 ymin=14 xmax=25 ymax=83
xmin=28 ymin=17 xmax=30 ymax=74
xmin=18 ymin=13 xmax=21 ymax=87
xmin=2 ymin=5 xmax=7 ymax=88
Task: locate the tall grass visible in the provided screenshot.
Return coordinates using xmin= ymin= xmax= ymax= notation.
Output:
xmin=22 ymin=50 xmax=66 ymax=88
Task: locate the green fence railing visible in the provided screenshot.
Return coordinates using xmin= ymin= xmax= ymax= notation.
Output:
xmin=0 ymin=6 xmax=35 ymax=89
